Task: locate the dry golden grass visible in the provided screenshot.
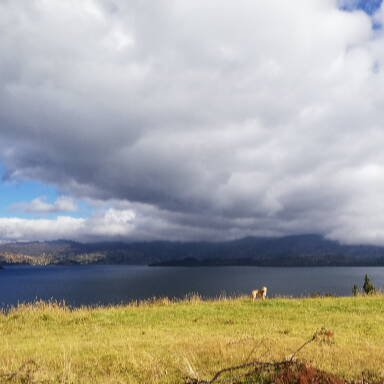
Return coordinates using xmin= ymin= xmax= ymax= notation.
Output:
xmin=1 ymin=296 xmax=384 ymax=383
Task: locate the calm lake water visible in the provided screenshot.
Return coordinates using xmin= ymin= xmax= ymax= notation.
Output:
xmin=0 ymin=265 xmax=383 ymax=308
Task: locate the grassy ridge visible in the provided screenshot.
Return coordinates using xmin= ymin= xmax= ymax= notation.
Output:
xmin=1 ymin=296 xmax=384 ymax=383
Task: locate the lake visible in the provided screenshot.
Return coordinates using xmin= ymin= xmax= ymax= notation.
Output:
xmin=0 ymin=265 xmax=382 ymax=308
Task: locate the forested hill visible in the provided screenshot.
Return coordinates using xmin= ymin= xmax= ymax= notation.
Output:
xmin=1 ymin=234 xmax=384 ymax=266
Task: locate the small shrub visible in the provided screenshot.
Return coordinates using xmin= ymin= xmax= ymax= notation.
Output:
xmin=352 ymin=284 xmax=359 ymax=296
xmin=363 ymin=274 xmax=376 ymax=295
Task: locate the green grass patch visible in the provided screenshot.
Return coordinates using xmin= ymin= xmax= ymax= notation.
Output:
xmin=1 ymin=296 xmax=384 ymax=383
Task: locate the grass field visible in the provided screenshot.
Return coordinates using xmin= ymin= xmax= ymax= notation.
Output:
xmin=1 ymin=295 xmax=384 ymax=383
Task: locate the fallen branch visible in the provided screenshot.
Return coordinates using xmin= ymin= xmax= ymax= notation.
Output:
xmin=186 ymin=327 xmax=333 ymax=384
xmin=204 ymin=359 xmax=290 ymax=384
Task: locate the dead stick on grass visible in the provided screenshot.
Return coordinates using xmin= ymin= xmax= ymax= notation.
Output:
xmin=189 ymin=330 xmax=323 ymax=384
xmin=0 ymin=359 xmax=38 ymax=382
xmin=206 ymin=359 xmax=290 ymax=384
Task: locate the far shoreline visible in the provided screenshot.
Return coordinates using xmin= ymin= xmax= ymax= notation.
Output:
xmin=3 ymin=262 xmax=384 ymax=268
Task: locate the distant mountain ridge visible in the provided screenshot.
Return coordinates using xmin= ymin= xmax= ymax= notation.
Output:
xmin=2 ymin=234 xmax=384 ymax=266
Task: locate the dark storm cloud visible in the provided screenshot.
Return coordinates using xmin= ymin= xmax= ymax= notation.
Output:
xmin=1 ymin=0 xmax=384 ymax=243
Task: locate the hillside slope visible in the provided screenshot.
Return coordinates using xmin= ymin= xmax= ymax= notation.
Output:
xmin=2 ymin=234 xmax=384 ymax=266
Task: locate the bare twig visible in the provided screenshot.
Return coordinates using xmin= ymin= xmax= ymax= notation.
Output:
xmin=288 ymin=334 xmax=316 ymax=363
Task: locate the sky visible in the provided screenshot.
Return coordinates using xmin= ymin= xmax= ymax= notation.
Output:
xmin=1 ymin=0 xmax=384 ymax=244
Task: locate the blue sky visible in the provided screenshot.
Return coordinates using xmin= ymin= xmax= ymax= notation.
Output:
xmin=0 ymin=163 xmax=91 ymax=220
xmin=341 ymin=0 xmax=383 ymax=28
xmin=341 ymin=0 xmax=382 ymax=15
xmin=0 ymin=163 xmax=56 ymax=217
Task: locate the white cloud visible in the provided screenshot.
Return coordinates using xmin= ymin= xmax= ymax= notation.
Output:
xmin=0 ymin=1 xmax=384 ymax=244
xmin=0 ymin=216 xmax=85 ymax=241
xmin=12 ymin=196 xmax=77 ymax=213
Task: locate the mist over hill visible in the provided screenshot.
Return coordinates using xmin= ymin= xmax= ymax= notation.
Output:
xmin=2 ymin=234 xmax=384 ymax=266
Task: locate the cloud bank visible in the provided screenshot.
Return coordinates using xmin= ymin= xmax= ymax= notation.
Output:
xmin=1 ymin=0 xmax=384 ymax=244
xmin=0 ymin=208 xmax=135 ymax=242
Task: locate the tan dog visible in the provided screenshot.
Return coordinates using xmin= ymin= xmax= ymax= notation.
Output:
xmin=251 ymin=286 xmax=267 ymax=301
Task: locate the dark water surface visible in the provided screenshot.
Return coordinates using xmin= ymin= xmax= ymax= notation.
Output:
xmin=0 ymin=265 xmax=383 ymax=308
